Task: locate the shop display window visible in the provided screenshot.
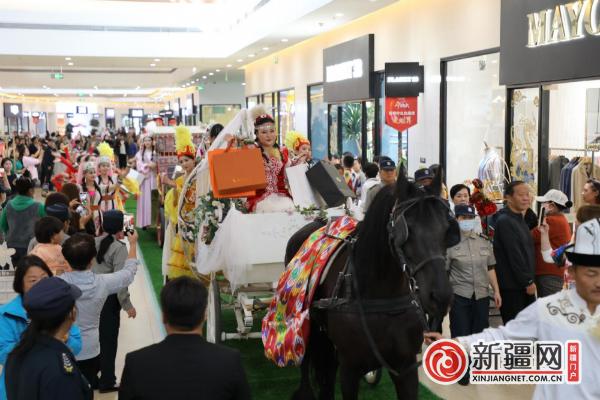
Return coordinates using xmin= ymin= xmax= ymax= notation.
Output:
xmin=328 ymin=104 xmax=339 ymax=158
xmin=341 ymin=102 xmax=362 ymax=158
xmin=510 ymin=87 xmax=539 ymax=195
xmin=365 ymin=101 xmax=375 ymax=162
xmin=378 ymin=76 xmax=407 ymax=166
xmin=246 ymin=96 xmax=259 ymax=109
xmin=278 ymin=89 xmax=295 ymax=147
xmin=445 ymin=52 xmax=506 ymax=198
xmin=308 ymin=85 xmax=328 ymax=161
xmin=201 ymin=104 xmax=242 ymax=126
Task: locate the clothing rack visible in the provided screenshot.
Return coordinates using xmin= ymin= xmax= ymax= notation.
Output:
xmin=549 ymin=147 xmax=596 ymax=179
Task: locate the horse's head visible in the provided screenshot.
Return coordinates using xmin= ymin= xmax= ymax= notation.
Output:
xmin=390 ymin=166 xmax=459 ymax=330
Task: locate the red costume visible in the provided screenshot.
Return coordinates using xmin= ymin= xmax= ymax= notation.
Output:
xmin=246 ymin=146 xmax=292 ymax=212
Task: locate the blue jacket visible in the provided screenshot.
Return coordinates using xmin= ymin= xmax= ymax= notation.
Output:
xmin=0 ymin=295 xmax=82 ymax=400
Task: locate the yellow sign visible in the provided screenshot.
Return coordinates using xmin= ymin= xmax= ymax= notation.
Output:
xmin=527 ymin=0 xmax=600 ymax=48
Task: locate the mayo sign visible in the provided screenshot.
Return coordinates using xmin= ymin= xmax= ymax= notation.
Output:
xmin=501 ymin=0 xmax=600 ymax=86
xmin=527 ymin=0 xmax=600 ymax=47
xmin=323 ymin=34 xmax=373 ymax=103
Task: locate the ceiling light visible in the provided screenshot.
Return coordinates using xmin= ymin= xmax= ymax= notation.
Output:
xmin=202 ymin=75 xmax=207 ymax=79
xmin=17 ymin=93 xmax=22 ymax=96
xmin=209 ymin=72 xmax=214 ymax=76
xmin=150 ymin=63 xmax=156 ymax=67
xmin=226 ymin=64 xmax=232 ymax=68
xmin=248 ymin=54 xmax=255 ymax=58
xmin=65 ymin=57 xmax=71 ymax=61
xmin=89 ymin=94 xmax=93 ymax=97
xmin=192 ymin=67 xmax=197 ymax=73
xmin=334 ymin=13 xmax=344 ymax=17
xmin=136 ymin=86 xmax=140 ymax=89
xmin=216 ymin=69 xmax=220 ymax=72
xmin=241 ymin=83 xmax=246 ymax=86
xmin=93 ymin=85 xmax=98 ymax=89
xmin=236 ymin=58 xmax=243 ymax=62
xmin=262 ymin=47 xmax=269 ymax=51
xmin=124 ymin=94 xmax=127 ymax=97
xmin=154 ymin=58 xmax=160 ymax=62
xmin=53 ymin=93 xmax=58 ymax=97
xmin=181 ymin=85 xmax=185 ymax=88
xmin=281 ymin=38 xmax=288 ymax=42
xmin=67 ymin=62 xmax=74 ymax=66
xmin=195 ymin=79 xmax=199 ymax=82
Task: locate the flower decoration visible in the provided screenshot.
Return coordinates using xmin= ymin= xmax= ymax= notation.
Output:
xmin=194 ymin=192 xmax=246 ymax=245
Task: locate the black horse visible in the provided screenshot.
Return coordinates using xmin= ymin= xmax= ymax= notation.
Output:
xmin=285 ymin=168 xmax=457 ymax=400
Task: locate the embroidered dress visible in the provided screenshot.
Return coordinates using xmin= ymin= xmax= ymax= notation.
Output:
xmin=135 ymin=150 xmax=157 ymax=228
xmin=246 ymin=147 xmax=293 ymax=213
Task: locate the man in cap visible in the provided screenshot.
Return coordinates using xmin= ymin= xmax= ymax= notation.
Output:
xmin=27 ymin=203 xmax=71 ymax=253
xmin=363 ymin=158 xmax=397 ymax=212
xmin=414 ymin=167 xmax=434 ymax=187
xmin=425 ymin=219 xmax=600 ymax=398
xmin=5 ymin=277 xmax=93 ymax=399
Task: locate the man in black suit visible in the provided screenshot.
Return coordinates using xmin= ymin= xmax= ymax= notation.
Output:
xmin=118 ymin=277 xmax=251 ymax=400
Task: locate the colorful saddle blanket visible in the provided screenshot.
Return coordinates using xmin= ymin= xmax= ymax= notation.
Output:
xmin=262 ymin=216 xmax=357 ymax=367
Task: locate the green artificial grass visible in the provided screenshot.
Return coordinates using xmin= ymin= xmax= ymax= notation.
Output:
xmin=129 ymin=197 xmax=442 ymax=400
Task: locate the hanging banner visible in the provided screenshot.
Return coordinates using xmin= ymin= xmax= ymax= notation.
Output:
xmin=385 ymin=97 xmax=418 ymax=131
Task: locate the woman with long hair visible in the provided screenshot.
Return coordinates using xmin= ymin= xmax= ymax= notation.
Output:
xmin=0 ymin=256 xmax=82 ymax=400
xmin=135 ymin=134 xmax=157 ymax=228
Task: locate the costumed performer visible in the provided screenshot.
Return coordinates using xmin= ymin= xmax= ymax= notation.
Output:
xmin=246 ymin=106 xmax=294 ymax=213
xmin=161 ymin=125 xmax=200 ymax=281
xmin=135 ymin=134 xmax=157 ymax=228
xmin=285 ymin=131 xmax=312 ymax=166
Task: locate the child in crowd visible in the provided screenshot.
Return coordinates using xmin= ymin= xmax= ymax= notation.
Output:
xmin=30 ymin=216 xmax=71 ymax=275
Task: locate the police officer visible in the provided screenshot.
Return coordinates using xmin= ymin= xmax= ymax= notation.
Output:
xmin=5 ymin=277 xmax=92 ymax=400
xmin=446 ymin=205 xmax=502 ymax=339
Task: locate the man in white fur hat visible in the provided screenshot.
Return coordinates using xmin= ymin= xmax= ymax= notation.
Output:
xmin=425 ymin=219 xmax=600 ymax=399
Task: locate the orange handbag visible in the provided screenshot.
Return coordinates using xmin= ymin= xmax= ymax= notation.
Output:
xmin=208 ymin=146 xmax=267 ymax=199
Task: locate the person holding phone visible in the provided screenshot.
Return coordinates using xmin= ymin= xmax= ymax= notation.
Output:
xmin=531 ymin=189 xmax=573 ymax=297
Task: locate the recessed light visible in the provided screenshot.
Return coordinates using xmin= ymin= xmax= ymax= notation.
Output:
xmin=154 ymin=58 xmax=160 ymax=62
xmin=226 ymin=64 xmax=232 ymax=68
xmin=181 ymin=85 xmax=185 ymax=88
xmin=262 ymin=47 xmax=269 ymax=51
xmin=334 ymin=13 xmax=344 ymax=17
xmin=195 ymin=79 xmax=199 ymax=82
xmin=53 ymin=93 xmax=58 ymax=97
xmin=124 ymin=94 xmax=127 ymax=97
xmin=216 ymin=69 xmax=220 ymax=72
xmin=68 ymin=62 xmax=74 ymax=66
xmin=202 ymin=75 xmax=207 ymax=79
xmin=209 ymin=72 xmax=214 ymax=76
xmin=89 ymin=93 xmax=93 ymax=97
xmin=93 ymin=85 xmax=98 ymax=89
xmin=136 ymin=86 xmax=140 ymax=89
xmin=150 ymin=63 xmax=156 ymax=67
xmin=241 ymin=83 xmax=246 ymax=86
xmin=248 ymin=54 xmax=255 ymax=58
xmin=281 ymin=38 xmax=288 ymax=42
xmin=192 ymin=67 xmax=197 ymax=73
xmin=65 ymin=57 xmax=71 ymax=61
xmin=236 ymin=58 xmax=243 ymax=62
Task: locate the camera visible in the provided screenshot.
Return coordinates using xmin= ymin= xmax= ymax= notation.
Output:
xmin=123 ymin=214 xmax=135 ymax=235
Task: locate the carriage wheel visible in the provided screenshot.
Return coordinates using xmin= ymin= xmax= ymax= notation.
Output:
xmin=206 ymin=276 xmax=222 ymax=344
xmin=363 ymin=369 xmax=382 ymax=386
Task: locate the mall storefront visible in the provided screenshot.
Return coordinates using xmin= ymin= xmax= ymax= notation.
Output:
xmin=440 ymin=0 xmax=600 ymax=215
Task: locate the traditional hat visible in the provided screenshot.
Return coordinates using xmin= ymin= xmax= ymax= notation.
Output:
xmin=566 ymin=219 xmax=600 ymax=267
xmin=175 ymin=125 xmax=195 ymax=158
xmin=97 ymin=142 xmax=114 ymax=166
xmin=250 ymin=104 xmax=275 ymax=128
xmin=285 ymin=131 xmax=310 ymax=152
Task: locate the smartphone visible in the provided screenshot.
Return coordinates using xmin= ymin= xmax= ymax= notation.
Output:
xmin=123 ymin=214 xmax=135 ymax=235
xmin=0 ymin=167 xmax=5 ymax=178
xmin=538 ymin=207 xmax=546 ymax=226
xmin=79 ymin=193 xmax=88 ymax=206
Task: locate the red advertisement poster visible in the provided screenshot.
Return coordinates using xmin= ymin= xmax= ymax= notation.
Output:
xmin=385 ymin=97 xmax=418 ymax=132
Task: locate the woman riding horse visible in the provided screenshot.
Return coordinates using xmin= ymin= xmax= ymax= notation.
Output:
xmin=286 ymin=167 xmax=458 ymax=400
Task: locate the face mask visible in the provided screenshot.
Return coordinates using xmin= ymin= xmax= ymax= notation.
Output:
xmin=458 ymin=219 xmax=477 ymax=232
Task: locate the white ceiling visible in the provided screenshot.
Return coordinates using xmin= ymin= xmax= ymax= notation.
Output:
xmin=0 ymin=0 xmax=398 ymax=100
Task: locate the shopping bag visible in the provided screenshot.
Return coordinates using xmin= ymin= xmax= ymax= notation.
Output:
xmin=285 ymin=163 xmax=322 ymax=208
xmin=208 ymin=146 xmax=267 ymax=198
xmin=306 ymin=161 xmax=356 ymax=207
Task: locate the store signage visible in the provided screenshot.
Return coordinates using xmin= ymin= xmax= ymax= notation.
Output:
xmin=76 ymin=106 xmax=88 ymax=114
xmin=527 ymin=0 xmax=600 ymax=48
xmin=66 ymin=113 xmax=74 ymax=118
xmin=3 ymin=103 xmax=22 ymax=117
xmin=50 ymin=73 xmax=64 ymax=80
xmin=159 ymin=109 xmax=174 ymax=117
xmin=22 ymin=111 xmax=30 ymax=117
xmin=105 ymin=108 xmax=115 ymax=119
xmin=501 ymin=0 xmax=600 ymax=85
xmin=323 ymin=34 xmax=374 ymax=103
xmin=129 ymin=109 xmax=144 ymax=118
xmin=385 ymin=97 xmax=418 ymax=132
xmin=385 ymin=63 xmax=425 ymax=97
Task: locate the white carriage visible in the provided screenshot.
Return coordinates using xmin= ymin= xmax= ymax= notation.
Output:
xmin=197 ymin=209 xmax=319 ymax=343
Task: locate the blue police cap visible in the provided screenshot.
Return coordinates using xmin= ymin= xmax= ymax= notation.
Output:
xmin=23 ymin=277 xmax=81 ymax=320
xmin=380 ymin=159 xmax=396 ymax=171
xmin=415 ymin=168 xmax=434 ymax=182
xmin=454 ymin=204 xmax=477 ymax=217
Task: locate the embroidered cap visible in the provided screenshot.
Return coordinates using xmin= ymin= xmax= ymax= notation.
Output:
xmin=566 ymin=219 xmax=600 ymax=267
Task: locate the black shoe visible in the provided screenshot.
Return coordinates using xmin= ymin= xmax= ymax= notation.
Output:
xmin=98 ymin=386 xmax=119 ymax=393
xmin=458 ymin=373 xmax=470 ymax=386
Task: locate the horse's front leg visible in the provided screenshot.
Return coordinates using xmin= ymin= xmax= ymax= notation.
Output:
xmin=389 ymin=357 xmax=419 ymax=400
xmin=338 ymin=362 xmax=362 ymax=400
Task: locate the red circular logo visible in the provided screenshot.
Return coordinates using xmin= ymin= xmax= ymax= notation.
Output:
xmin=422 ymin=339 xmax=468 ymax=385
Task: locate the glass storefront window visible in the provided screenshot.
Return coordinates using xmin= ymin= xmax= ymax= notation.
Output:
xmin=278 ymin=89 xmax=295 ymax=146
xmin=341 ymin=102 xmax=362 ymax=158
xmin=246 ymin=96 xmax=259 ymax=109
xmin=445 ymin=52 xmax=506 ymax=198
xmin=309 ymin=85 xmax=328 ymax=161
xmin=201 ymin=104 xmax=242 ymax=126
xmin=510 ymin=87 xmax=539 ymax=195
xmin=365 ymin=101 xmax=375 ymax=162
xmin=379 ymin=76 xmax=408 ymax=165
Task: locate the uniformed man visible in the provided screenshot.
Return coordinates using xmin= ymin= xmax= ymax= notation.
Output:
xmin=446 ymin=204 xmax=502 ymax=339
xmin=5 ymin=277 xmax=92 ymax=400
xmin=426 ymin=218 xmax=600 ymax=399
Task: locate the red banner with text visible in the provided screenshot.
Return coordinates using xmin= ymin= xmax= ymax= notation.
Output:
xmin=385 ymin=97 xmax=418 ymax=132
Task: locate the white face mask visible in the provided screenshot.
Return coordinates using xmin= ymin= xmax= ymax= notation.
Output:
xmin=458 ymin=219 xmax=477 ymax=232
